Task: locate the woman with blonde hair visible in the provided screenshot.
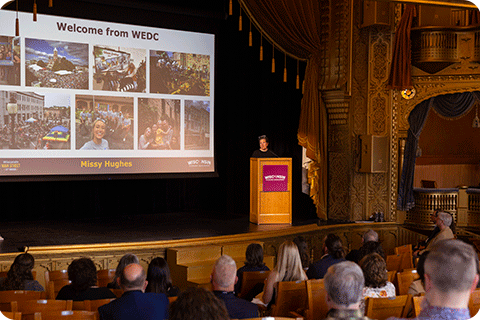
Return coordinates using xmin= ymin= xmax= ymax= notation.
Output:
xmin=261 ymin=240 xmax=307 ymax=306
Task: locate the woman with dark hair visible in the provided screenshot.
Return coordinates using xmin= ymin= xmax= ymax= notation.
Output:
xmin=359 ymin=253 xmax=396 ymax=310
xmin=145 ymin=257 xmax=179 ymax=297
xmin=107 ymin=253 xmax=139 ymax=289
xmin=56 ymin=257 xmax=116 ymax=301
xmin=358 ymin=240 xmax=385 ymax=262
xmin=293 ymin=236 xmax=310 ymax=270
xmin=306 ymin=233 xmax=345 ymax=279
xmin=234 ymin=243 xmax=270 ymax=297
xmin=0 ymin=253 xmax=43 ymax=291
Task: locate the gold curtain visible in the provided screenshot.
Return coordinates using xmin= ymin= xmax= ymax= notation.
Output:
xmin=239 ymin=0 xmax=327 ymax=220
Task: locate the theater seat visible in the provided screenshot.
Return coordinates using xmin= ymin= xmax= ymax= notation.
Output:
xmin=238 ymin=271 xmax=270 ymax=300
xmin=0 ymin=311 xmax=21 ymax=320
xmin=365 ymin=295 xmax=412 ymax=320
xmin=304 ymin=279 xmax=328 ymax=320
xmin=44 ymin=270 xmax=71 ymax=299
xmin=0 ymin=290 xmax=45 ymax=311
xmin=270 ymin=280 xmax=307 ymax=319
xmin=11 ymin=299 xmax=73 ymax=320
xmin=32 ymin=310 xmax=97 ymax=320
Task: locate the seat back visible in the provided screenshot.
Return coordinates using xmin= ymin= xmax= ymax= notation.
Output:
xmin=33 ymin=310 xmax=97 ymax=320
xmin=44 ymin=270 xmax=71 ymax=299
xmin=387 ymin=270 xmax=397 ymax=290
xmin=238 ymin=271 xmax=271 ymax=299
xmin=305 ymin=279 xmax=328 ymax=320
xmin=386 ymin=254 xmax=403 ymax=273
xmin=365 ymin=295 xmax=412 ymax=320
xmin=11 ymin=299 xmax=73 ymax=314
xmin=469 ymin=289 xmax=480 ymax=318
xmin=413 ymin=296 xmax=424 ymax=317
xmin=0 ymin=291 xmax=45 ymax=311
xmin=83 ymin=299 xmax=115 ymax=312
xmin=395 ymin=245 xmax=413 ymax=271
xmin=0 ymin=311 xmax=21 ymax=320
xmin=270 ymin=280 xmax=307 ymax=317
xmin=96 ymin=269 xmax=115 ymax=288
xmin=397 ymin=270 xmax=420 ymax=295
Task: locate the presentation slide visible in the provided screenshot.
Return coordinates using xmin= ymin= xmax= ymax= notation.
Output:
xmin=0 ymin=11 xmax=215 ymax=178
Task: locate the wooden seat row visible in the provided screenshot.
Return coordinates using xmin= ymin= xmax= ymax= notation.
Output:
xmin=44 ymin=269 xmax=116 ymax=300
xmin=1 ymin=298 xmax=114 ymax=320
xmin=261 ymin=278 xmax=411 ymax=320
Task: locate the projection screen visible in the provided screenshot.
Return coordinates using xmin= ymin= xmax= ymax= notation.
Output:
xmin=0 ymin=10 xmax=215 ymax=179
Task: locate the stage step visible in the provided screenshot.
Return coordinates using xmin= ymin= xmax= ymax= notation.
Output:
xmin=167 ymin=241 xmax=274 ymax=291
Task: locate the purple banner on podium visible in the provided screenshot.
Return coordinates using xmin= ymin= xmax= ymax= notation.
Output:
xmin=263 ymin=164 xmax=288 ymax=192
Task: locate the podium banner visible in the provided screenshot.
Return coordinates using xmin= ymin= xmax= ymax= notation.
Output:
xmin=263 ymin=165 xmax=288 ymax=192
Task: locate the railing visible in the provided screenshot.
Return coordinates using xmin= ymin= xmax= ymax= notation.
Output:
xmin=467 ymin=188 xmax=480 ymax=227
xmin=405 ymin=187 xmax=480 ymax=228
xmin=405 ymin=188 xmax=458 ymax=227
xmin=412 ymin=30 xmax=458 ymax=62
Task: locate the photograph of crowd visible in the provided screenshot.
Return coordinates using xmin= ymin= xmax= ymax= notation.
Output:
xmin=138 ymin=98 xmax=180 ymax=150
xmin=185 ymin=100 xmax=210 ymax=150
xmin=93 ymin=46 xmax=146 ymax=93
xmin=0 ymin=91 xmax=71 ymax=150
xmin=25 ymin=38 xmax=88 ymax=89
xmin=75 ymin=95 xmax=134 ymax=150
xmin=0 ymin=36 xmax=20 ymax=86
xmin=150 ymin=50 xmax=210 ymax=96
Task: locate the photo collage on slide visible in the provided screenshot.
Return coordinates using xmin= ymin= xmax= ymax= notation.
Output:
xmin=0 ymin=35 xmax=211 ymax=152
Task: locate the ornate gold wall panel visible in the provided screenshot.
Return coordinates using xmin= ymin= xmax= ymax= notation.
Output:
xmin=350 ymin=4 xmax=369 ymax=221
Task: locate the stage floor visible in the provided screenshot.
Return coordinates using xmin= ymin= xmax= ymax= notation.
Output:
xmin=0 ymin=211 xmax=319 ymax=254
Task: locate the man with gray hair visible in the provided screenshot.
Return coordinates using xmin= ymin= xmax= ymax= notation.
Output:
xmin=211 ymin=254 xmax=258 ymax=319
xmin=323 ymin=261 xmax=371 ymax=320
xmin=346 ymin=229 xmax=384 ymax=263
xmin=416 ymin=210 xmax=454 ymax=257
xmin=388 ymin=239 xmax=479 ymax=320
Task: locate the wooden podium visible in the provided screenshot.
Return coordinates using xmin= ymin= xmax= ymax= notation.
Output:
xmin=250 ymin=158 xmax=292 ymax=225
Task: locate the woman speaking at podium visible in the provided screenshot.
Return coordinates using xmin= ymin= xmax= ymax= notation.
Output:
xmin=251 ymin=135 xmax=278 ymax=158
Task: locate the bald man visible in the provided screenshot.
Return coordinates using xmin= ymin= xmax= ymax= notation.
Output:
xmin=98 ymin=263 xmax=169 ymax=320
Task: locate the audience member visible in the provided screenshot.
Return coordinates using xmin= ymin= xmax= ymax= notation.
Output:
xmin=387 ymin=239 xmax=479 ymax=320
xmin=169 ymin=287 xmax=229 ymax=320
xmin=324 ymin=261 xmax=370 ymax=320
xmin=211 ymin=255 xmax=258 ymax=319
xmin=0 ymin=253 xmax=44 ymax=291
xmin=108 ymin=253 xmax=139 ymax=289
xmin=145 ymin=257 xmax=179 ymax=297
xmin=359 ymin=253 xmax=395 ymax=311
xmin=234 ymin=243 xmax=269 ymax=297
xmin=415 ymin=210 xmax=440 ymax=249
xmin=414 ymin=211 xmax=454 ymax=257
xmin=293 ymin=235 xmax=310 ymax=270
xmin=260 ymin=240 xmax=307 ymax=306
xmin=307 ymin=234 xmax=345 ymax=279
xmin=346 ymin=229 xmax=383 ymax=263
xmin=407 ymin=251 xmax=429 ymax=296
xmin=358 ymin=240 xmax=385 ymax=263
xmin=98 ymin=263 xmax=169 ymax=320
xmin=56 ymin=257 xmax=116 ymax=301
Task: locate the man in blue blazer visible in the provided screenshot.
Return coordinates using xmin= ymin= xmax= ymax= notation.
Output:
xmin=98 ymin=263 xmax=169 ymax=320
xmin=211 ymin=255 xmax=258 ymax=319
